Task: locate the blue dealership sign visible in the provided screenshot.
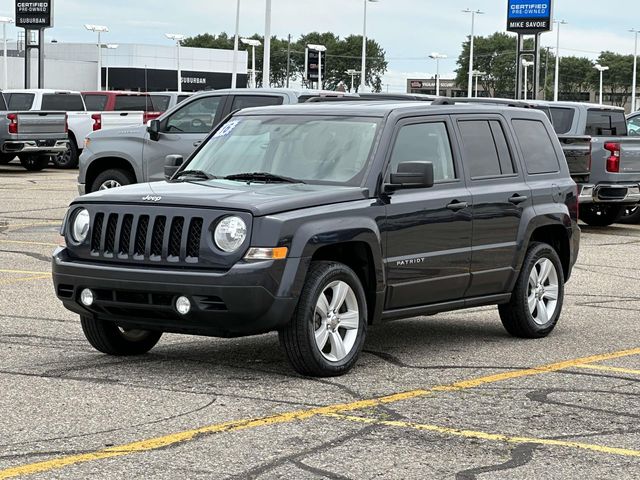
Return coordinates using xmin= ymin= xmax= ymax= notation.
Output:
xmin=507 ymin=1 xmax=553 ymax=33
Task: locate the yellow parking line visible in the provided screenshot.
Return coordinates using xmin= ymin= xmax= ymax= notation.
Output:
xmin=2 ymin=346 xmax=640 ymax=479
xmin=575 ymin=364 xmax=640 ymax=376
xmin=0 ymin=274 xmax=51 ymax=286
xmin=0 ymin=269 xmax=50 ymax=275
xmin=2 ymin=221 xmax=60 ymax=229
xmin=327 ymin=413 xmax=640 ymax=458
xmin=0 ymin=240 xmax=59 ymax=247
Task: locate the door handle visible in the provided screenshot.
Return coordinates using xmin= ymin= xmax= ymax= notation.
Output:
xmin=193 ymin=141 xmax=203 ymax=148
xmin=447 ymin=200 xmax=468 ymax=211
xmin=508 ymin=194 xmax=528 ymax=205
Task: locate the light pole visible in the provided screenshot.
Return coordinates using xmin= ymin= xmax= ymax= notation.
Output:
xmin=231 ymin=0 xmax=241 ymax=89
xmin=0 ymin=17 xmax=13 ymax=90
xmin=360 ymin=0 xmax=380 ymax=92
xmin=472 ymin=70 xmax=486 ymax=97
xmin=165 ymin=34 xmax=185 ymax=92
xmin=553 ymin=20 xmax=567 ymax=102
xmin=429 ymin=52 xmax=447 ymax=96
xmin=308 ymin=44 xmax=326 ymax=89
xmin=594 ymin=64 xmax=610 ymax=105
xmin=241 ymin=38 xmax=261 ymax=88
xmin=631 ymin=29 xmax=639 ymax=112
xmin=522 ymin=60 xmax=534 ymax=100
xmin=102 ymin=44 xmax=118 ymax=91
xmin=263 ymin=0 xmax=272 ymax=87
xmin=85 ymin=24 xmax=109 ymax=91
xmin=463 ymin=9 xmax=484 ymax=98
xmin=346 ymin=69 xmax=359 ymax=92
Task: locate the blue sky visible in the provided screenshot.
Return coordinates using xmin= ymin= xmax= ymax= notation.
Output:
xmin=1 ymin=0 xmax=637 ymax=91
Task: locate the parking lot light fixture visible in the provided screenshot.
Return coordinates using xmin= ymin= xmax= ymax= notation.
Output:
xmin=472 ymin=70 xmax=486 ymax=98
xmin=102 ymin=44 xmax=119 ymax=90
xmin=85 ymin=24 xmax=109 ymax=91
xmin=631 ymin=29 xmax=639 ymax=112
xmin=522 ymin=60 xmax=534 ymax=100
xmin=594 ymin=64 xmax=610 ymax=105
xmin=308 ymin=44 xmax=327 ymax=89
xmin=346 ymin=69 xmax=359 ymax=92
xmin=429 ymin=53 xmax=447 ymax=96
xmin=241 ymin=38 xmax=261 ymax=88
xmin=231 ymin=0 xmax=241 ymax=89
xmin=165 ymin=33 xmax=185 ymax=92
xmin=553 ymin=20 xmax=568 ymax=102
xmin=263 ymin=0 xmax=272 ymax=88
xmin=463 ymin=9 xmax=484 ymax=98
xmin=361 ymin=0 xmax=379 ymax=92
xmin=0 ymin=17 xmax=13 ymax=90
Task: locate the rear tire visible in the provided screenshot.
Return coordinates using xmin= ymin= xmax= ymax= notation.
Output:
xmin=579 ymin=204 xmax=623 ymax=227
xmin=279 ymin=261 xmax=367 ymax=377
xmin=619 ymin=205 xmax=640 ymax=225
xmin=499 ymin=242 xmax=565 ymax=339
xmin=19 ymin=154 xmax=49 ymax=171
xmin=52 ymin=139 xmax=79 ymax=169
xmin=0 ymin=153 xmax=16 ymax=165
xmin=90 ymin=168 xmax=135 ymax=193
xmin=80 ymin=316 xmax=162 ymax=356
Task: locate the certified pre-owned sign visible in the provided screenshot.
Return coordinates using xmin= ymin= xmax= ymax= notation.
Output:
xmin=506 ymin=0 xmax=552 ymax=34
xmin=15 ymin=1 xmax=53 ymax=29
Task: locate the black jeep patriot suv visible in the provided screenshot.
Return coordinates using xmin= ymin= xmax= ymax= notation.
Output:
xmin=53 ymin=102 xmax=580 ymax=377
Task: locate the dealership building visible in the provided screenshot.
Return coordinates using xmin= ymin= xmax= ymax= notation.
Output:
xmin=1 ymin=41 xmax=248 ymax=91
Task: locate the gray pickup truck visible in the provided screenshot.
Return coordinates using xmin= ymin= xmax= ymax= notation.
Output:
xmin=78 ymin=88 xmax=354 ymax=193
xmin=0 ymin=93 xmax=69 ymax=171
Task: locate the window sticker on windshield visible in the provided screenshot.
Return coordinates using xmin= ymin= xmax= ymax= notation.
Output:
xmin=213 ymin=120 xmax=241 ymax=138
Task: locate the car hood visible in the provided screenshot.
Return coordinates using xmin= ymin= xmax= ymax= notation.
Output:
xmin=75 ymin=180 xmax=370 ymax=216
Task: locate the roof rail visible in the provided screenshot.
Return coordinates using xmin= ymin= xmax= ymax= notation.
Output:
xmin=431 ymin=97 xmax=534 ymax=108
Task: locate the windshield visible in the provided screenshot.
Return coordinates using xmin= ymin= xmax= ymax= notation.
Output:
xmin=186 ymin=115 xmax=381 ymax=186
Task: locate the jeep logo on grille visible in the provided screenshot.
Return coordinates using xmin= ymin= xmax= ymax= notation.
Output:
xmin=142 ymin=195 xmax=162 ymax=202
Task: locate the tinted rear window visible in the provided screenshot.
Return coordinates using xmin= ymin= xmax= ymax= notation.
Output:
xmin=231 ymin=95 xmax=284 ymax=110
xmin=150 ymin=95 xmax=170 ymax=111
xmin=512 ymin=119 xmax=560 ymax=174
xmin=548 ymin=107 xmax=575 ymax=134
xmin=41 ymin=94 xmax=85 ymax=111
xmin=177 ymin=95 xmax=190 ymax=104
xmin=586 ymin=109 xmax=627 ymax=136
xmin=114 ymin=95 xmax=152 ymax=111
xmin=6 ymin=93 xmax=35 ymax=110
xmin=458 ymin=120 xmax=514 ymax=178
xmin=83 ymin=94 xmax=108 ymax=111
xmin=0 ymin=94 xmax=6 ymax=110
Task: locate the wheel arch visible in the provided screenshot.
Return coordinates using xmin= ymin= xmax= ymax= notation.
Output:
xmin=85 ymin=157 xmax=137 ymax=193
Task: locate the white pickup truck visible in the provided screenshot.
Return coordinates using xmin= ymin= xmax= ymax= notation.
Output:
xmin=4 ymin=89 xmax=144 ymax=168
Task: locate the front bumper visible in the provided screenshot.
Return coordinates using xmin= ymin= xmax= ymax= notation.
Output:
xmin=52 ymin=248 xmax=307 ymax=338
xmin=578 ymin=183 xmax=640 ymax=205
xmin=1 ymin=140 xmax=69 ymax=155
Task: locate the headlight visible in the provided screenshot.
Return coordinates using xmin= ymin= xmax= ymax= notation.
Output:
xmin=71 ymin=208 xmax=90 ymax=243
xmin=214 ymin=216 xmax=247 ymax=253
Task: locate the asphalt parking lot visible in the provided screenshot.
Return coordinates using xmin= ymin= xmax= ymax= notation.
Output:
xmin=1 ymin=163 xmax=640 ymax=479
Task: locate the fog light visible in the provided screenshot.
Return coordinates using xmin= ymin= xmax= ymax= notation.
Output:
xmin=80 ymin=288 xmax=94 ymax=306
xmin=176 ymin=296 xmax=191 ymax=315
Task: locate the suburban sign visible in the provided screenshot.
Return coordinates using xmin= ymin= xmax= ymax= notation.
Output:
xmin=15 ymin=1 xmax=53 ymax=29
xmin=506 ymin=1 xmax=552 ymax=33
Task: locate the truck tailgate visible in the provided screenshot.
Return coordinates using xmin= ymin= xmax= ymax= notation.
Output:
xmin=15 ymin=111 xmax=67 ymax=137
xmin=591 ymin=137 xmax=640 ymax=183
xmin=99 ymin=111 xmax=145 ymax=129
xmin=558 ymin=135 xmax=591 ymax=183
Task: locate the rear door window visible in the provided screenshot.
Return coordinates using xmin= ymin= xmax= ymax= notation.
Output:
xmin=512 ymin=119 xmax=560 ymax=174
xmin=231 ymin=95 xmax=284 ymax=110
xmin=458 ymin=120 xmax=514 ymax=178
xmin=6 ymin=93 xmax=35 ymax=110
xmin=41 ymin=94 xmax=85 ymax=111
xmin=83 ymin=94 xmax=108 ymax=111
xmin=586 ymin=109 xmax=628 ymax=136
xmin=548 ymin=107 xmax=575 ymax=134
xmin=164 ymin=95 xmax=224 ymax=134
xmin=628 ymin=115 xmax=640 ymax=136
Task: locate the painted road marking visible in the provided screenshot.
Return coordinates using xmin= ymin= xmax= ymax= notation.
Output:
xmin=0 ymin=240 xmax=59 ymax=247
xmin=2 ymin=347 xmax=640 ymax=479
xmin=576 ymin=364 xmax=640 ymax=376
xmin=0 ymin=269 xmax=50 ymax=275
xmin=0 ymin=274 xmax=51 ymax=286
xmin=327 ymin=413 xmax=640 ymax=458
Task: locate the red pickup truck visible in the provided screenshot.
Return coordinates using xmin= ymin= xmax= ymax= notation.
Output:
xmin=82 ymin=91 xmax=162 ymax=123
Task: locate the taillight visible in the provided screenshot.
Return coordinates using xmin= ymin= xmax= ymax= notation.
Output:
xmin=7 ymin=113 xmax=18 ymax=134
xmin=91 ymin=113 xmax=102 ymax=131
xmin=64 ymin=114 xmax=69 ymax=134
xmin=604 ymin=142 xmax=620 ymax=173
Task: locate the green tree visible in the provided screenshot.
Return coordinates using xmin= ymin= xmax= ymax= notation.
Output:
xmin=588 ymin=51 xmax=637 ymax=107
xmin=557 ymin=56 xmax=593 ymax=101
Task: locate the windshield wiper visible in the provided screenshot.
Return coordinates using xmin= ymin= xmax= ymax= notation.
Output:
xmin=224 ymin=172 xmax=305 ymax=184
xmin=173 ymin=170 xmax=218 ymax=181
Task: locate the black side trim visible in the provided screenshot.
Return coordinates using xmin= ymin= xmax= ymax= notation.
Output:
xmin=381 ymin=293 xmax=511 ymax=321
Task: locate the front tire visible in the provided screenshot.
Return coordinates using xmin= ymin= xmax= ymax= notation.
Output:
xmin=90 ymin=168 xmax=135 ymax=193
xmin=19 ymin=155 xmax=49 ymax=171
xmin=80 ymin=316 xmax=162 ymax=355
xmin=279 ymin=261 xmax=368 ymax=377
xmin=579 ymin=204 xmax=623 ymax=227
xmin=499 ymin=242 xmax=565 ymax=339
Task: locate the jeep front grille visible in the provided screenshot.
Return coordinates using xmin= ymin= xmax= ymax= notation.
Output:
xmin=89 ymin=212 xmax=204 ymax=263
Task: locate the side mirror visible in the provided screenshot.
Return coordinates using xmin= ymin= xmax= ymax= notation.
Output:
xmin=388 ymin=161 xmax=435 ymax=190
xmin=164 ymin=154 xmax=184 ymax=181
xmin=147 ymin=119 xmax=161 ymax=141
